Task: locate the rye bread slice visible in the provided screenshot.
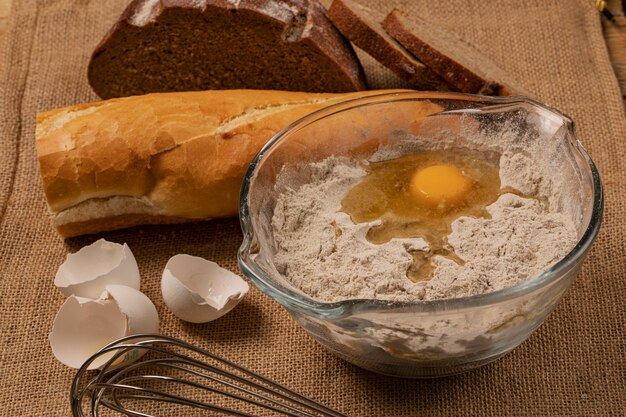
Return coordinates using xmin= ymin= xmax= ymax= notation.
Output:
xmin=328 ymin=0 xmax=451 ymax=91
xmin=88 ymin=0 xmax=367 ymax=99
xmin=382 ymin=9 xmax=526 ymax=96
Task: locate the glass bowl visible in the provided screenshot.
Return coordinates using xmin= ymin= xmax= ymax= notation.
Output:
xmin=237 ymin=92 xmax=603 ymax=378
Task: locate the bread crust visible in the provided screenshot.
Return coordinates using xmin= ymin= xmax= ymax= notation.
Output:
xmin=55 ymin=213 xmax=192 ymax=238
xmin=328 ymin=0 xmax=451 ymax=91
xmin=36 ymin=89 xmax=411 ymax=238
xmin=88 ymin=0 xmax=367 ymax=98
xmin=382 ymin=9 xmax=525 ymax=96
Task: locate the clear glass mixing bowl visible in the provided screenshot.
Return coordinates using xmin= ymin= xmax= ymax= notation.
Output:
xmin=237 ymin=92 xmax=603 ymax=378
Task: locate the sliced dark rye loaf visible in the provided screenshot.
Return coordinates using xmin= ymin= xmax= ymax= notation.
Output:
xmin=382 ymin=9 xmax=527 ymax=96
xmin=88 ymin=0 xmax=367 ymax=99
xmin=328 ymin=0 xmax=452 ymax=91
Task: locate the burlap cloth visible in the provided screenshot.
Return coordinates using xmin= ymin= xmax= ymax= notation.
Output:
xmin=0 ymin=0 xmax=624 ymax=415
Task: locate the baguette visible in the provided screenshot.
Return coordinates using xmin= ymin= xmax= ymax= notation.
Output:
xmin=36 ymin=89 xmax=413 ymax=238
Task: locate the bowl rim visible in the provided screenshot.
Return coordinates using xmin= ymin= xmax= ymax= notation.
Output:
xmin=238 ymin=91 xmax=604 ymax=318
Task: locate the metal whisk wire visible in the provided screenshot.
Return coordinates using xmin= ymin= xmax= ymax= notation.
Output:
xmin=71 ymin=334 xmax=348 ymax=417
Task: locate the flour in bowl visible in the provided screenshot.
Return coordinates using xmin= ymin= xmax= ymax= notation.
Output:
xmin=270 ymin=128 xmax=579 ymax=303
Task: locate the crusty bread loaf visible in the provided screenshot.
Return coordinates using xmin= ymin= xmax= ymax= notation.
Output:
xmin=383 ymin=9 xmax=527 ymax=96
xmin=328 ymin=0 xmax=451 ymax=91
xmin=36 ymin=89 xmax=412 ymax=238
xmin=88 ymin=0 xmax=367 ymax=99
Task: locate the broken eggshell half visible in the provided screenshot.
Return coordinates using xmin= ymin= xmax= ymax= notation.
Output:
xmin=161 ymin=254 xmax=249 ymax=323
xmin=54 ymin=239 xmax=140 ymax=299
xmin=49 ymin=285 xmax=159 ymax=370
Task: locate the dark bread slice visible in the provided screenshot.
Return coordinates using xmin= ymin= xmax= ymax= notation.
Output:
xmin=88 ymin=0 xmax=367 ymax=99
xmin=382 ymin=9 xmax=526 ymax=96
xmin=328 ymin=0 xmax=452 ymax=91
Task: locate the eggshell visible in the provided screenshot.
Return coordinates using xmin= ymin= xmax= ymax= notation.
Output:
xmin=161 ymin=254 xmax=249 ymax=323
xmin=49 ymin=285 xmax=159 ymax=370
xmin=54 ymin=239 xmax=140 ymax=299
xmin=49 ymin=295 xmax=128 ymax=369
xmin=104 ymin=285 xmax=159 ymax=335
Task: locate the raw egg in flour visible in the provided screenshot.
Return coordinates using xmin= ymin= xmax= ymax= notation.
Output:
xmin=341 ymin=150 xmax=506 ymax=282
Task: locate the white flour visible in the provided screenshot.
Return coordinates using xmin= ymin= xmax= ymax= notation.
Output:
xmin=271 ymin=128 xmax=579 ymax=303
xmin=129 ymin=0 xmax=161 ymax=26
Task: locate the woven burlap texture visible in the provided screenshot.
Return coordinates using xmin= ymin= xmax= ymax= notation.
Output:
xmin=1 ymin=0 xmax=624 ymax=415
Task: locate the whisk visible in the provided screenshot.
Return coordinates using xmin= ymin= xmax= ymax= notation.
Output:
xmin=71 ymin=334 xmax=349 ymax=417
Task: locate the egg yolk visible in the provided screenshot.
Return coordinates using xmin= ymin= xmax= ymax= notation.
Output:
xmin=410 ymin=164 xmax=472 ymax=208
